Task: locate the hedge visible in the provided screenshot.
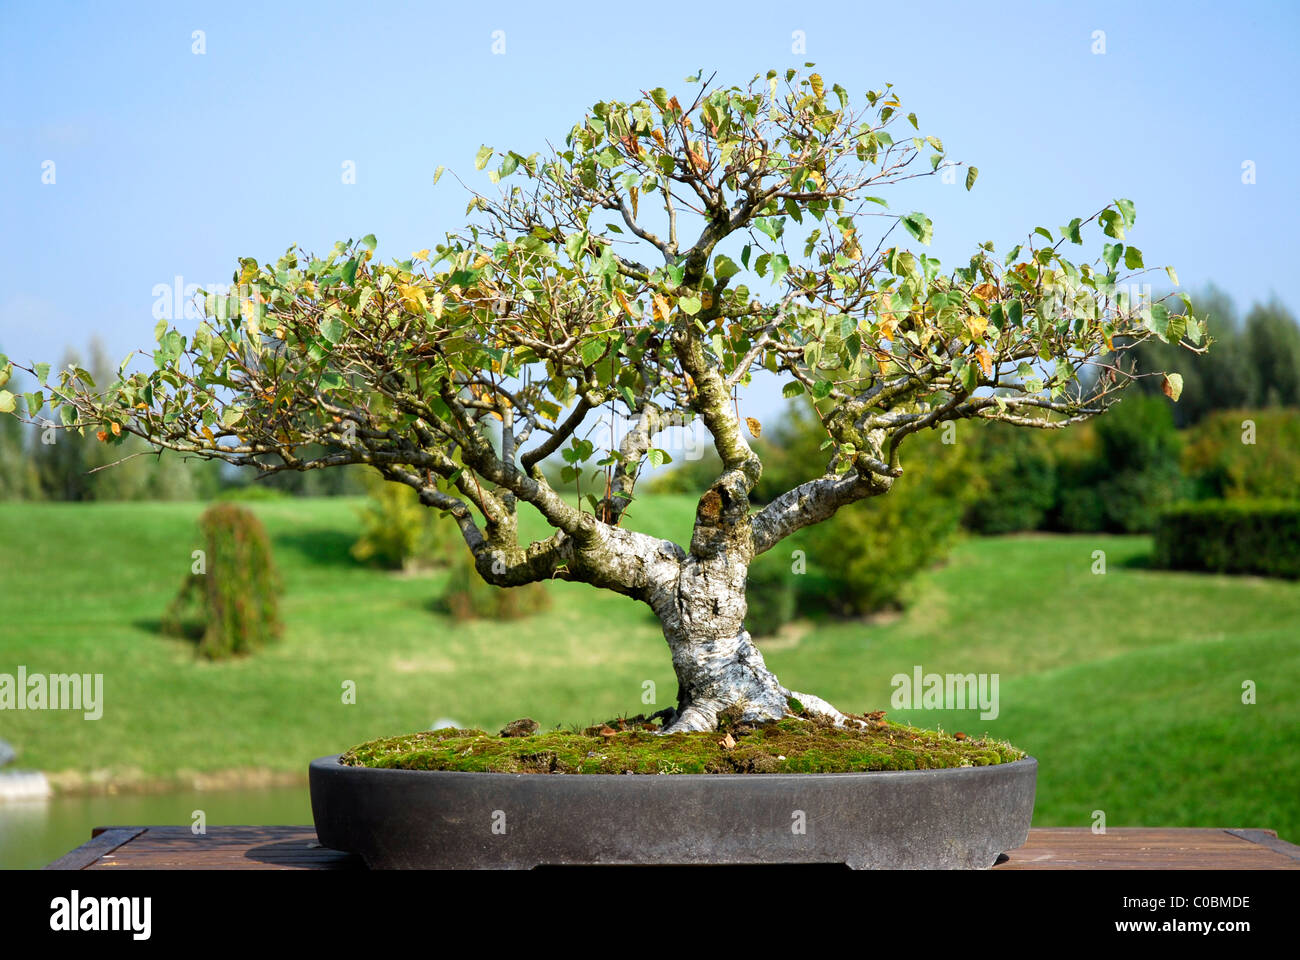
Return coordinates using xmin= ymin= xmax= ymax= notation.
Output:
xmin=1153 ymin=500 xmax=1300 ymax=579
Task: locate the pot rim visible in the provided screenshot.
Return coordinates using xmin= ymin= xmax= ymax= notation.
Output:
xmin=311 ymin=753 xmax=1037 ymax=782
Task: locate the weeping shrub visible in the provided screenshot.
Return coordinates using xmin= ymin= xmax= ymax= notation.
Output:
xmin=161 ymin=502 xmax=282 ymax=658
xmin=440 ymin=548 xmax=551 ymax=621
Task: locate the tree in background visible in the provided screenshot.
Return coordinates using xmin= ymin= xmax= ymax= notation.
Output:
xmin=1182 ymin=408 xmax=1300 ymax=501
xmin=1129 ymin=288 xmax=1299 ymax=426
xmin=4 ymin=69 xmax=1201 ymax=732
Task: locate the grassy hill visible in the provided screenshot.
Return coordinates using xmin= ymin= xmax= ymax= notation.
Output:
xmin=0 ymin=496 xmax=1295 ymax=838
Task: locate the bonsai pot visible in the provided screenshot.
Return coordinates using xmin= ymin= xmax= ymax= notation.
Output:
xmin=309 ymin=754 xmax=1036 ymax=869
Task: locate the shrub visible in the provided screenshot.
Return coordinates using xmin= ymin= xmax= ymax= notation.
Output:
xmin=1048 ymin=393 xmax=1185 ymax=533
xmin=350 ymin=468 xmax=457 ymax=571
xmin=1154 ymin=500 xmax=1300 ymax=579
xmin=963 ymin=422 xmax=1058 ymax=534
xmin=747 ymin=426 xmax=979 ymax=632
xmin=161 ymin=502 xmax=282 ymax=658
xmin=440 ymin=548 xmax=551 ymax=621
xmin=1181 ymin=408 xmax=1300 ymax=501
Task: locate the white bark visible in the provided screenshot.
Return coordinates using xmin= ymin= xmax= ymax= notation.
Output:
xmin=647 ymin=550 xmax=849 ymax=735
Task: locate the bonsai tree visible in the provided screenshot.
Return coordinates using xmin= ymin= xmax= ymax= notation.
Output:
xmin=0 ymin=68 xmax=1202 ymax=733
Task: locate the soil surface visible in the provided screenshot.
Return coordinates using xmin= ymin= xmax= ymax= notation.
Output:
xmin=340 ymin=713 xmax=1025 ymax=774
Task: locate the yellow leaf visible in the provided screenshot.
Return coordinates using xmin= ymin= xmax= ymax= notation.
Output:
xmin=652 ymin=293 xmax=671 ymax=324
xmin=430 ymin=292 xmax=446 ymax=321
xmin=110 ymin=421 xmax=121 ymax=436
xmin=629 ymin=185 xmax=638 ymax=220
xmin=974 ymin=346 xmax=992 ymax=376
xmin=398 ymin=283 xmax=428 ymax=314
xmin=966 ymin=313 xmax=989 ymax=340
xmin=615 ymin=288 xmax=635 ymax=317
xmin=745 ymin=416 xmax=762 ymax=438
xmin=412 ymin=249 xmax=430 ymax=262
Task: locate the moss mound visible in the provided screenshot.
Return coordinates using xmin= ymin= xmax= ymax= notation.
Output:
xmin=339 ymin=716 xmax=1025 ymax=775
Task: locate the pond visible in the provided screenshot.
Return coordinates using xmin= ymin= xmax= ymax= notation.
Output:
xmin=0 ymin=785 xmax=312 ymax=870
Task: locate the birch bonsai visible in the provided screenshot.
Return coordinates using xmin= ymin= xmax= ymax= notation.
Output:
xmin=1 ymin=68 xmax=1202 ymax=734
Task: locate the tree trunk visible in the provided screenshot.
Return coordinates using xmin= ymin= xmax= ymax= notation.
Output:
xmin=651 ymin=552 xmax=846 ymax=735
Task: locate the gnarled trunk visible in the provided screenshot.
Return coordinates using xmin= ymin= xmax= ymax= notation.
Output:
xmin=650 ymin=551 xmax=846 ymax=735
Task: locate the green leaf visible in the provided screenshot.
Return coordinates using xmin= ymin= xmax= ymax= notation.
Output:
xmin=1123 ymin=246 xmax=1144 ymax=270
xmin=60 ymin=404 xmax=77 ymax=426
xmin=965 ymin=166 xmax=979 ymax=191
xmin=1145 ymin=302 xmax=1170 ymax=338
xmin=360 ymin=234 xmax=377 ymax=251
xmin=1165 ymin=311 xmax=1187 ymax=344
xmin=1102 ymin=242 xmax=1123 ymax=271
xmin=677 ymin=295 xmax=702 ymax=316
xmin=0 ymin=364 xmax=10 ymax=390
xmin=781 ymin=381 xmax=805 ymax=399
xmin=713 ymin=255 xmax=741 ymax=281
xmin=901 ymin=212 xmax=933 ymax=245
xmin=474 ymin=145 xmax=493 ymax=171
xmin=1165 ymin=265 xmax=1179 ymax=287
xmin=811 ymin=379 xmax=833 ymax=399
xmin=1062 ymin=218 xmax=1083 ymax=244
xmin=0 ymin=390 xmax=15 ymax=413
xmin=1115 ymin=198 xmax=1136 ymax=229
xmin=321 ymin=315 xmax=345 ymax=344
xmin=34 ymin=362 xmax=50 ymax=383
xmin=25 ymin=391 xmax=43 ymax=416
xmin=341 ymin=258 xmax=359 ymax=286
xmin=1099 ymin=208 xmax=1125 ymax=241
xmin=770 ymin=254 xmax=790 ymax=285
xmin=433 ymin=165 xmax=446 ymax=185
xmin=647 ymin=447 xmax=672 ymax=467
xmin=754 ymin=218 xmax=781 ymax=241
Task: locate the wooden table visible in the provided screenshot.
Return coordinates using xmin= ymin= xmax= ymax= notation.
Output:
xmin=45 ymin=826 xmax=1300 ymax=870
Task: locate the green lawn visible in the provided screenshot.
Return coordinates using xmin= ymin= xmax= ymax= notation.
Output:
xmin=1 ymin=497 xmax=1296 ymax=838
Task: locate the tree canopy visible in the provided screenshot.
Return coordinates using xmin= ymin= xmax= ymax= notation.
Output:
xmin=0 ymin=67 xmax=1201 ymax=596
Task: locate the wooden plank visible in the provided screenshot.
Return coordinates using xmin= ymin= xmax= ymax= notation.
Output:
xmin=44 ymin=827 xmax=146 ymax=871
xmin=49 ymin=825 xmax=1300 ymax=870
xmin=997 ymin=827 xmax=1300 ymax=870
xmin=83 ymin=826 xmax=362 ymax=871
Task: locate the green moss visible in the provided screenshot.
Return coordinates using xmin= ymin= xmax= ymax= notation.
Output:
xmin=339 ymin=717 xmax=1026 ymax=775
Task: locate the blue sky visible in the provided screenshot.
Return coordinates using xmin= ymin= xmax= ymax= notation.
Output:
xmin=2 ymin=0 xmax=1297 ymax=423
